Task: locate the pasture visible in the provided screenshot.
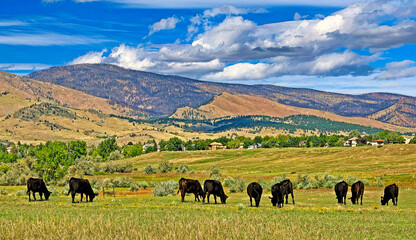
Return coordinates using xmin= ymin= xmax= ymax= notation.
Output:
xmin=1 ymin=145 xmax=416 ymax=239
xmin=0 ymin=187 xmax=415 ymax=239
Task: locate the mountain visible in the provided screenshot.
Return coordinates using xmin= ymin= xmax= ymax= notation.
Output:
xmin=171 ymin=92 xmax=410 ymax=132
xmin=27 ymin=64 xmax=416 ymax=128
xmin=0 ymin=71 xmax=137 ymax=118
xmin=368 ymin=96 xmax=416 ymax=128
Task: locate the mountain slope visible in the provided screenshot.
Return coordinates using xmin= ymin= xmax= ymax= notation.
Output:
xmin=368 ymin=96 xmax=416 ymax=127
xmin=171 ymin=92 xmax=411 ymax=132
xmin=0 ymin=71 xmax=136 ymax=117
xmin=28 ymin=64 xmax=404 ymax=118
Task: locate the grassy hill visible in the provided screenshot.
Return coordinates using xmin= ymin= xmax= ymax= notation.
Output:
xmin=104 ymin=144 xmax=416 ymax=186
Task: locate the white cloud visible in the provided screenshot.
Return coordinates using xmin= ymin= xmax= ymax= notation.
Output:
xmin=71 ymin=1 xmax=416 ymax=81
xmin=0 ymin=33 xmax=106 ymax=46
xmin=149 ymin=16 xmax=180 ymax=35
xmin=0 ymin=63 xmax=51 ymax=71
xmin=0 ymin=20 xmax=27 ymax=27
xmin=71 ymin=49 xmax=108 ymax=64
xmin=376 ymin=60 xmax=416 ymax=80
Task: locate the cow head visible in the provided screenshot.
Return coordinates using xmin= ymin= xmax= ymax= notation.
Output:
xmin=45 ymin=191 xmax=52 ymax=201
xmin=381 ymin=196 xmax=386 ymax=205
xmin=89 ymin=192 xmax=98 ymax=202
xmin=348 ymin=197 xmax=356 ymax=204
xmin=269 ymin=196 xmax=277 ymax=206
xmin=220 ymin=195 xmax=228 ymax=204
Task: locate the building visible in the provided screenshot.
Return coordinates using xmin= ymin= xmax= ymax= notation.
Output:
xmin=403 ymin=136 xmax=414 ymax=144
xmin=207 ymin=142 xmax=224 ymax=150
xmin=344 ymin=137 xmax=360 ymax=147
xmin=369 ymin=139 xmax=384 ymax=146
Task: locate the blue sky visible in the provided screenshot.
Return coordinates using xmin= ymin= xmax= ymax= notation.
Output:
xmin=1 ymin=0 xmax=416 ymax=96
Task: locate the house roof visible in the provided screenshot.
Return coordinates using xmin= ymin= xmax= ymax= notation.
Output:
xmin=348 ymin=137 xmax=360 ymax=141
xmin=209 ymin=142 xmax=223 ymax=146
xmin=372 ymin=139 xmax=384 ymax=143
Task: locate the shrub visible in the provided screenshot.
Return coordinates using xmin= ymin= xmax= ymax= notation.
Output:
xmin=373 ymin=177 xmax=385 ymax=187
xmin=0 ymin=162 xmax=35 ymax=186
xmin=223 ymin=176 xmax=246 ymax=193
xmin=209 ymin=165 xmax=221 ymax=180
xmin=296 ymin=174 xmax=318 ymax=190
xmin=14 ymin=189 xmax=27 ymax=196
xmin=257 ymin=178 xmax=268 ymax=191
xmin=319 ymin=173 xmax=342 ymax=189
xmin=102 ymin=178 xmax=114 ymax=188
xmin=0 ymin=188 xmax=7 ymax=195
xmin=100 ymin=162 xmax=133 ymax=174
xmin=266 ymin=175 xmax=288 ymax=191
xmin=73 ymin=159 xmax=97 ymax=176
xmin=48 ymin=186 xmax=59 ymax=196
xmin=153 ymin=180 xmax=178 ymax=197
xmin=175 ymin=164 xmax=189 ymax=173
xmin=90 ymin=178 xmax=102 ymax=189
xmin=144 ymin=164 xmax=156 ymax=174
xmin=137 ymin=181 xmax=149 ymax=189
xmin=158 ymin=160 xmax=173 ymax=173
xmin=112 ymin=177 xmax=134 ymax=188
xmin=61 ymin=185 xmax=69 ymax=195
xmin=108 ymin=150 xmax=123 ymax=161
xmin=129 ymin=184 xmax=139 ymax=192
xmin=189 ymin=169 xmax=195 ymax=174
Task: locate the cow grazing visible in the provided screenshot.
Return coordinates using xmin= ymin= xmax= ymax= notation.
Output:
xmin=68 ymin=177 xmax=98 ymax=203
xmin=203 ymin=180 xmax=228 ymax=204
xmin=381 ymin=183 xmax=399 ymax=206
xmin=247 ymin=182 xmax=263 ymax=207
xmin=349 ymin=181 xmax=364 ymax=205
xmin=270 ymin=183 xmax=285 ymax=208
xmin=334 ymin=181 xmax=348 ymax=204
xmin=280 ymin=179 xmax=295 ymax=204
xmin=26 ymin=178 xmax=52 ymax=202
xmin=177 ymin=178 xmax=204 ymax=202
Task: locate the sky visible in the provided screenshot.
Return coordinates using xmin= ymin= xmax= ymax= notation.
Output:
xmin=1 ymin=0 xmax=416 ymax=96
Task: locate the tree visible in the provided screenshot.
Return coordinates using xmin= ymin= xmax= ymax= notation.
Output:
xmin=123 ymin=144 xmax=143 ymax=158
xmin=68 ymin=140 xmax=87 ymax=162
xmin=34 ymin=141 xmax=69 ymax=181
xmin=348 ymin=130 xmax=361 ymax=138
xmin=97 ymin=138 xmax=119 ymax=160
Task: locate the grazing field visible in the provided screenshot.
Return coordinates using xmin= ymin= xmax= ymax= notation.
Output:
xmin=0 ymin=187 xmax=415 ymax=239
xmin=1 ymin=145 xmax=416 ymax=239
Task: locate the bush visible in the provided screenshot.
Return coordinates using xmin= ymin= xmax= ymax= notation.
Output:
xmin=223 ymin=176 xmax=246 ymax=193
xmin=48 ymin=186 xmax=59 ymax=196
xmin=175 ymin=164 xmax=189 ymax=173
xmin=0 ymin=188 xmax=7 ymax=195
xmin=153 ymin=180 xmax=178 ymax=197
xmin=137 ymin=181 xmax=149 ymax=189
xmin=158 ymin=160 xmax=173 ymax=173
xmin=129 ymin=184 xmax=139 ymax=192
xmin=102 ymin=178 xmax=114 ymax=188
xmin=0 ymin=162 xmax=35 ymax=186
xmin=373 ymin=177 xmax=385 ymax=187
xmin=99 ymin=162 xmax=133 ymax=174
xmin=296 ymin=174 xmax=318 ymax=190
xmin=14 ymin=189 xmax=27 ymax=196
xmin=61 ymin=185 xmax=69 ymax=195
xmin=189 ymin=169 xmax=195 ymax=174
xmin=108 ymin=150 xmax=123 ymax=161
xmin=257 ymin=178 xmax=268 ymax=191
xmin=90 ymin=178 xmax=102 ymax=189
xmin=144 ymin=164 xmax=156 ymax=174
xmin=73 ymin=159 xmax=97 ymax=176
xmin=112 ymin=177 xmax=134 ymax=188
xmin=209 ymin=165 xmax=221 ymax=180
xmin=317 ymin=173 xmax=341 ymax=189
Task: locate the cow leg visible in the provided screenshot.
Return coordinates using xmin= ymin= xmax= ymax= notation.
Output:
xmin=39 ymin=192 xmax=43 ymax=201
xmin=214 ymin=195 xmax=217 ymax=204
xmin=285 ymin=194 xmax=288 ymax=204
xmin=32 ymin=192 xmax=37 ymax=201
xmin=28 ymin=190 xmax=31 ymax=202
xmin=181 ymin=191 xmax=185 ymax=202
xmin=207 ymin=193 xmax=210 ymax=204
xmin=71 ymin=192 xmax=76 ymax=203
xmin=291 ymin=192 xmax=295 ymax=204
xmin=360 ymin=194 xmax=363 ymax=205
xmin=249 ymin=196 xmax=253 ymax=206
xmin=80 ymin=193 xmax=83 ymax=202
xmin=344 ymin=195 xmax=346 ymax=205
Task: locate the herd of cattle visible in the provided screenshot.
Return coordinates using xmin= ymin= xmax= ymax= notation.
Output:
xmin=26 ymin=177 xmax=400 ymax=207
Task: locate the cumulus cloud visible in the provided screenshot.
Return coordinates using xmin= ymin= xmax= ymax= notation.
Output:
xmin=149 ymin=16 xmax=180 ymax=35
xmin=71 ymin=0 xmax=416 ymax=81
xmin=0 ymin=63 xmax=51 ymax=71
xmin=376 ymin=60 xmax=416 ymax=80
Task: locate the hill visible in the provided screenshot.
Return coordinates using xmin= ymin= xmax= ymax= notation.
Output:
xmin=0 ymin=71 xmax=137 ymax=118
xmin=368 ymin=96 xmax=416 ymax=127
xmin=27 ymin=64 xmax=412 ymax=121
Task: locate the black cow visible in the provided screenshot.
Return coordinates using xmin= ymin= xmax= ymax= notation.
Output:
xmin=335 ymin=181 xmax=348 ymax=204
xmin=177 ymin=178 xmax=204 ymax=202
xmin=26 ymin=178 xmax=52 ymax=202
xmin=270 ymin=183 xmax=285 ymax=208
xmin=203 ymin=180 xmax=228 ymax=204
xmin=68 ymin=177 xmax=98 ymax=203
xmin=247 ymin=182 xmax=263 ymax=207
xmin=349 ymin=181 xmax=364 ymax=205
xmin=381 ymin=183 xmax=399 ymax=206
xmin=280 ymin=179 xmax=295 ymax=204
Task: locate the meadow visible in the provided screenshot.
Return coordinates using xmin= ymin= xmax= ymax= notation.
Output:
xmin=1 ymin=145 xmax=416 ymax=239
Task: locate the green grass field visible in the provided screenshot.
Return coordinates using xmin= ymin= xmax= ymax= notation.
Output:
xmin=1 ymin=145 xmax=416 ymax=239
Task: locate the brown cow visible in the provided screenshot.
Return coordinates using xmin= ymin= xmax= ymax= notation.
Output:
xmin=177 ymin=178 xmax=204 ymax=202
xmin=349 ymin=181 xmax=364 ymax=205
xmin=280 ymin=179 xmax=295 ymax=204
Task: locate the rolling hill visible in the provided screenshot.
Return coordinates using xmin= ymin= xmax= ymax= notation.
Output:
xmin=27 ymin=64 xmax=416 ymax=128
